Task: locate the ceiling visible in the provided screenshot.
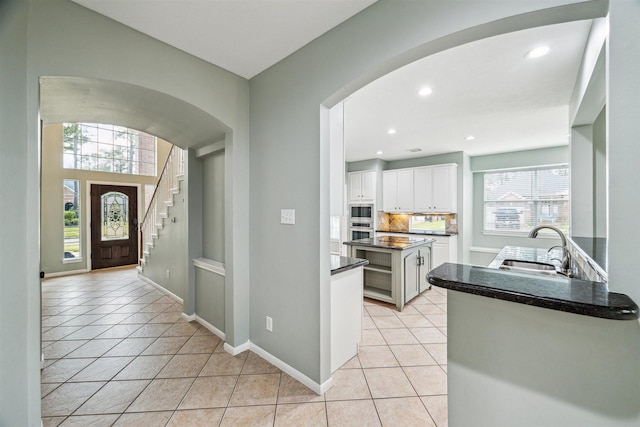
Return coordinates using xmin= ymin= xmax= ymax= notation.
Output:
xmin=344 ymin=19 xmax=593 ymax=162
xmin=71 ymin=0 xmax=377 ymax=80
xmin=68 ymin=1 xmax=593 ymax=163
xmin=40 ymin=76 xmax=229 ymax=150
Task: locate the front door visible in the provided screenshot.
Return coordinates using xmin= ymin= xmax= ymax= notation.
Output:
xmin=91 ymin=184 xmax=138 ymax=269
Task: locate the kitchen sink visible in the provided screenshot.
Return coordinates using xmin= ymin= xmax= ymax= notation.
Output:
xmin=499 ymin=259 xmax=559 ymax=275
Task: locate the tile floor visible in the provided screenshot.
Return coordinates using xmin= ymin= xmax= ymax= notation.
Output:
xmin=41 ymin=267 xmax=448 ymax=426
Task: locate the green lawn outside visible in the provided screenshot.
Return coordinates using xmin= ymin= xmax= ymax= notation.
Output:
xmin=412 ymin=220 xmax=446 ymax=231
xmin=64 ymin=243 xmax=80 ymax=253
xmin=64 ymin=225 xmax=79 ymax=238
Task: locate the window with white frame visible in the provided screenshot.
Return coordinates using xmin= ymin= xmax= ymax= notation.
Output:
xmin=63 ymin=179 xmax=81 ymax=260
xmin=483 ymin=166 xmax=570 ymax=234
xmin=63 ymin=123 xmax=156 ymax=176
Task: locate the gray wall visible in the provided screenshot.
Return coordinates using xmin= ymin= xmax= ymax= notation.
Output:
xmin=249 ymin=0 xmax=602 ymax=387
xmin=592 ymin=106 xmax=606 ymax=237
xmin=0 ymin=0 xmax=37 ymax=425
xmin=203 ymin=150 xmax=225 ymax=262
xmin=5 ymin=0 xmax=636 ymax=423
xmin=195 ymin=268 xmax=225 ymax=332
xmin=0 ymin=0 xmax=250 ymax=424
xmin=142 ymin=189 xmax=188 ymax=300
xmin=607 ymin=0 xmax=640 ymax=303
xmin=449 ymin=291 xmax=640 ymax=426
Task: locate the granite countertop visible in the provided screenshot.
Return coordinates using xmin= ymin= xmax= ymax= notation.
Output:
xmin=330 ymin=255 xmax=368 ymax=276
xmin=376 ymin=229 xmax=456 ymax=236
xmin=344 ymin=236 xmax=434 ymax=250
xmin=428 ymin=261 xmax=638 ymax=321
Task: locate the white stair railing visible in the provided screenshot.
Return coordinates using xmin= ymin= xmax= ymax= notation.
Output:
xmin=140 ymin=146 xmax=184 ymax=263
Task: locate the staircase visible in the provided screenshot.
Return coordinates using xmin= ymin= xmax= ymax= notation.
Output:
xmin=139 ymin=145 xmax=184 ymax=266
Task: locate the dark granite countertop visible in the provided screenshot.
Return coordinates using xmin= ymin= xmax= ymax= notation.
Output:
xmin=376 ymin=230 xmax=457 ymax=236
xmin=428 ymin=262 xmax=638 ymax=320
xmin=330 ymin=255 xmax=368 ymax=276
xmin=344 ymin=236 xmax=434 ymax=250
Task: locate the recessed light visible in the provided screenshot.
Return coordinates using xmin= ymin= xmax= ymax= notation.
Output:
xmin=387 ymin=128 xmax=397 ymax=135
xmin=525 ymin=46 xmax=550 ymax=59
xmin=465 ymin=135 xmax=475 ymax=141
xmin=418 ymin=87 xmax=433 ymax=96
xmin=376 ymin=151 xmax=383 ymax=155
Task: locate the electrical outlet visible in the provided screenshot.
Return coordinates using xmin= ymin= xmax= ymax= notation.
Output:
xmin=280 ymin=209 xmax=295 ymax=225
xmin=166 ymin=269 xmax=170 ymax=279
xmin=266 ymin=316 xmax=273 ymax=332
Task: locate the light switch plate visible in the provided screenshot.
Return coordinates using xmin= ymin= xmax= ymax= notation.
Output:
xmin=281 ymin=209 xmax=295 ymax=225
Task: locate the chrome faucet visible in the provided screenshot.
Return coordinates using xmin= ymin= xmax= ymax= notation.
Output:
xmin=528 ymin=225 xmax=572 ymax=277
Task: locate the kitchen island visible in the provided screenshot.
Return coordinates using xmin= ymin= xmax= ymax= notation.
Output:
xmin=344 ymin=236 xmax=433 ymax=311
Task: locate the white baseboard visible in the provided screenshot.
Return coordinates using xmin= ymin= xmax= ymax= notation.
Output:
xmin=137 ymin=274 xmax=330 ymax=396
xmin=250 ymin=343 xmax=332 ymax=395
xmin=224 ymin=341 xmax=250 ymax=356
xmin=193 ymin=315 xmax=226 ymax=341
xmin=137 ymin=274 xmax=184 ymax=304
xmin=43 ymin=268 xmax=91 ymax=279
xmin=182 ymin=313 xmax=196 ymax=322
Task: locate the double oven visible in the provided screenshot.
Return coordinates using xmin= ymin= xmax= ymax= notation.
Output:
xmin=349 ymin=204 xmax=375 ymax=240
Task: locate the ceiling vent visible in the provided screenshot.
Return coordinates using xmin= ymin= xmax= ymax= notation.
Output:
xmin=406 ymin=148 xmax=422 ymax=153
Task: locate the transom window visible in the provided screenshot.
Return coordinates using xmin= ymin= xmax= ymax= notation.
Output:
xmin=63 ymin=123 xmax=156 ymax=176
xmin=483 ymin=166 xmax=570 ymax=234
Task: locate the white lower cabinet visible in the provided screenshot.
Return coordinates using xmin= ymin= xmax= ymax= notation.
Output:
xmin=330 ymin=266 xmax=363 ymax=372
xmin=431 ymin=235 xmax=458 ymax=269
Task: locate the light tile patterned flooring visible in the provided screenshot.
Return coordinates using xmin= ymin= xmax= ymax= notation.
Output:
xmin=41 ymin=267 xmax=448 ymax=426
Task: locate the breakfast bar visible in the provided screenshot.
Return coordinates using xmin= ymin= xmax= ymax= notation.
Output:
xmin=427 ymin=245 xmax=639 ymax=426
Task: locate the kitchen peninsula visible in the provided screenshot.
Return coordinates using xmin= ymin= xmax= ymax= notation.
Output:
xmin=330 ymin=254 xmax=368 ymax=372
xmin=344 ymin=236 xmax=433 ymax=311
xmin=428 ymin=245 xmax=639 ymax=426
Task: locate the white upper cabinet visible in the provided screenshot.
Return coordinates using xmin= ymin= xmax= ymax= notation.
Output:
xmin=413 ymin=164 xmax=457 ymax=213
xmin=383 ymin=169 xmax=414 ymax=212
xmin=348 ymin=171 xmax=376 ymax=203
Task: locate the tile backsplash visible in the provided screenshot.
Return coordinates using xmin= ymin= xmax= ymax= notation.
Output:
xmin=377 ymin=212 xmax=458 ymax=233
xmin=566 ymin=240 xmax=607 ymax=283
